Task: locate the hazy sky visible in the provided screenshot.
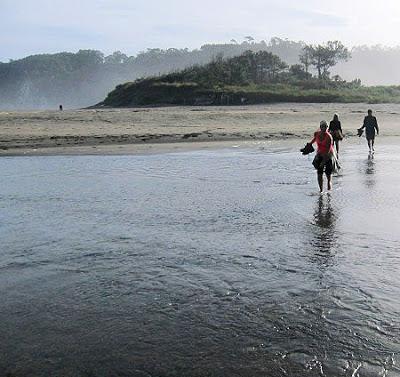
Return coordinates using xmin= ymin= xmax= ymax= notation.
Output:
xmin=2 ymin=0 xmax=400 ymax=61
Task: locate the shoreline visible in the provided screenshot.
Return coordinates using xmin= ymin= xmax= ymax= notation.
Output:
xmin=2 ymin=136 xmax=399 ymax=157
xmin=0 ymin=138 xmax=302 ymax=157
xmin=2 ymin=103 xmax=399 ymax=156
xmin=0 ymin=131 xmax=305 ymax=154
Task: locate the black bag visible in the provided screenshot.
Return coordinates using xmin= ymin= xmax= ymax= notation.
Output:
xmin=357 ymin=128 xmax=364 ymax=137
xmin=300 ymin=143 xmax=315 ymax=155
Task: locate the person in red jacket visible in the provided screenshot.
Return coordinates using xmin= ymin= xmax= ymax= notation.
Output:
xmin=309 ymin=120 xmax=335 ymax=192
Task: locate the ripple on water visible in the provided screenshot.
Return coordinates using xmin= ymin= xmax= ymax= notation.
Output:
xmin=0 ymin=143 xmax=400 ymax=376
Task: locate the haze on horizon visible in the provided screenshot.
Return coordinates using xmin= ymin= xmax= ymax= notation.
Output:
xmin=2 ymin=0 xmax=400 ymax=61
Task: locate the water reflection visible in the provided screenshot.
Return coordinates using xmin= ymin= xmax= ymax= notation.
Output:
xmin=364 ymin=152 xmax=376 ymax=188
xmin=314 ymin=195 xmax=335 ymax=230
xmin=309 ymin=194 xmax=337 ymax=268
xmin=2 ymin=147 xmax=400 ymax=376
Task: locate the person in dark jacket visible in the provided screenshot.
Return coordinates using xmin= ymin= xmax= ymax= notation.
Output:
xmin=361 ymin=109 xmax=379 ymax=152
xmin=328 ymin=113 xmax=343 ymax=156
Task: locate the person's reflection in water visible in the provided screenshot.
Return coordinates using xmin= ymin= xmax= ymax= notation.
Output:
xmin=309 ymin=194 xmax=337 ymax=267
xmin=364 ymin=152 xmax=376 ymax=188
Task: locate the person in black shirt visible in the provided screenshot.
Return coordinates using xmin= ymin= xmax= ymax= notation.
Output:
xmin=361 ymin=109 xmax=379 ymax=152
xmin=328 ymin=113 xmax=343 ymax=156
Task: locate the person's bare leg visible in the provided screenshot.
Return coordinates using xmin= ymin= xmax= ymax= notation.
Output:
xmin=367 ymin=139 xmax=372 ymax=152
xmin=335 ymin=141 xmax=339 ymax=156
xmin=318 ymin=173 xmax=323 ymax=192
xmin=327 ymin=174 xmax=332 ymax=191
xmin=372 ymin=138 xmax=375 ymax=151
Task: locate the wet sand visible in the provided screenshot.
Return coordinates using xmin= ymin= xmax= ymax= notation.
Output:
xmin=1 ymin=103 xmax=400 ymax=155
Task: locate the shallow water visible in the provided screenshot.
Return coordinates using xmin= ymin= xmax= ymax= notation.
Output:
xmin=1 ymin=141 xmax=400 ymax=376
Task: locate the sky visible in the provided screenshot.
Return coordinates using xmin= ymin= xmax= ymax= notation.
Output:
xmin=2 ymin=0 xmax=400 ymax=61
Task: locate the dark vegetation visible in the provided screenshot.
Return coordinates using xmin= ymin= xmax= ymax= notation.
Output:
xmin=2 ymin=38 xmax=400 ymax=109
xmin=101 ymin=44 xmax=400 ymax=107
xmin=1 ymin=39 xmax=305 ymax=109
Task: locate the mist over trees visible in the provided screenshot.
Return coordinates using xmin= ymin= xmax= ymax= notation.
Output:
xmin=300 ymin=41 xmax=350 ymax=79
xmin=164 ymin=50 xmax=292 ymax=86
xmin=103 ymin=49 xmax=400 ymax=108
xmin=0 ymin=37 xmax=308 ymax=110
xmin=334 ymin=45 xmax=400 ymax=85
xmin=1 ymin=38 xmax=400 ymax=109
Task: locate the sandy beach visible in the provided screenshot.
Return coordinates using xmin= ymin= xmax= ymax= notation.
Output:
xmin=1 ymin=103 xmax=399 ymax=155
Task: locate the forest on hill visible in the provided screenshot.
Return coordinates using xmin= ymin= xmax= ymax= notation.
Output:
xmin=2 ymin=38 xmax=400 ymax=109
xmin=100 ymin=47 xmax=400 ymax=107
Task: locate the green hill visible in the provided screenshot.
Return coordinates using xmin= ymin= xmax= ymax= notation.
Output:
xmin=99 ymin=51 xmax=400 ymax=107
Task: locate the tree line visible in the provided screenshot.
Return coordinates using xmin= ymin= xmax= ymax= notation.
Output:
xmin=0 ymin=38 xmax=398 ymax=109
xmin=157 ymin=44 xmax=352 ymax=89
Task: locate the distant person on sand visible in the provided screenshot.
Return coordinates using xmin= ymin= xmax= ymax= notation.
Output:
xmin=59 ymin=105 xmax=63 ymax=111
xmin=328 ymin=113 xmax=343 ymax=156
xmin=308 ymin=120 xmax=336 ymax=192
xmin=361 ymin=109 xmax=379 ymax=152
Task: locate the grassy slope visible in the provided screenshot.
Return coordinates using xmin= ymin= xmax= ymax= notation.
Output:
xmin=99 ymin=79 xmax=400 ymax=107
